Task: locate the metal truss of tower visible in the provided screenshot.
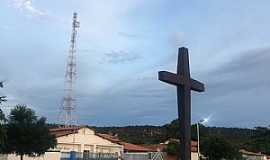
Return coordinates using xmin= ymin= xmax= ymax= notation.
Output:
xmin=59 ymin=12 xmax=80 ymax=126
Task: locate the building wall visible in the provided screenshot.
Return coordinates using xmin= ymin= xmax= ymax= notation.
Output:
xmin=1 ymin=127 xmax=123 ymax=160
xmin=56 ymin=127 xmax=123 ymax=156
xmin=191 ymin=152 xmax=199 ymax=160
xmin=0 ymin=152 xmax=61 ymax=160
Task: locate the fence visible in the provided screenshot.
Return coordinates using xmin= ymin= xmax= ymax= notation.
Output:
xmin=123 ymin=153 xmax=149 ymax=160
xmin=60 ymin=151 xmax=165 ymax=160
xmin=123 ymin=152 xmax=165 ymax=160
xmin=60 ymin=152 xmax=118 ymax=160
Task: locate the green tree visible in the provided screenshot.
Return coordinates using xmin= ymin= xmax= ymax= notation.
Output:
xmin=201 ymin=136 xmax=242 ymax=160
xmin=164 ymin=141 xmax=180 ymax=157
xmin=164 ymin=119 xmax=180 ymax=139
xmin=244 ymin=127 xmax=270 ymax=154
xmin=6 ymin=105 xmax=56 ymax=160
xmin=163 ymin=119 xmax=199 ymax=140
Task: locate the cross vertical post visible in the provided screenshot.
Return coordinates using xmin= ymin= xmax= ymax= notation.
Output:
xmin=158 ymin=47 xmax=205 ymax=160
xmin=178 ymin=48 xmax=191 ymax=160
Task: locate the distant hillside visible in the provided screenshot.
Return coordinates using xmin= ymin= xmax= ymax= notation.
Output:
xmin=94 ymin=125 xmax=166 ymax=144
xmin=94 ymin=119 xmax=270 ymax=154
xmin=94 ymin=120 xmax=255 ymax=145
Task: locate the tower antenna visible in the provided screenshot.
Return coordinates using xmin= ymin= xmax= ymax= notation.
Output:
xmin=58 ymin=12 xmax=80 ymax=126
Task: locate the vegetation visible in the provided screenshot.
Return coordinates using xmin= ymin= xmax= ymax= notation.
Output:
xmin=201 ymin=136 xmax=242 ymax=160
xmin=164 ymin=141 xmax=180 ymax=157
xmin=244 ymin=127 xmax=270 ymax=154
xmin=95 ymin=119 xmax=270 ymax=158
xmin=5 ymin=105 xmax=57 ymax=160
xmin=94 ymin=125 xmax=166 ymax=144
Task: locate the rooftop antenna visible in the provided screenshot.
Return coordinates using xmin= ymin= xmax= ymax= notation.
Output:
xmin=58 ymin=12 xmax=80 ymax=127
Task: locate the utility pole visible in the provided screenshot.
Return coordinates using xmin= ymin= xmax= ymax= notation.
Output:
xmin=197 ymin=122 xmax=200 ymax=159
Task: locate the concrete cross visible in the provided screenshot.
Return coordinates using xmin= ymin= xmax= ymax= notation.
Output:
xmin=158 ymin=47 xmax=205 ymax=160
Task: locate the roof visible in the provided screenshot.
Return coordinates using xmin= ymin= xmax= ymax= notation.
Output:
xmin=97 ymin=133 xmax=153 ymax=152
xmin=96 ymin=133 xmax=121 ymax=143
xmin=49 ymin=126 xmax=81 ymax=138
xmin=240 ymin=149 xmax=266 ymax=156
xmin=164 ymin=138 xmax=198 ymax=145
xmin=142 ymin=143 xmax=197 ymax=153
xmin=120 ymin=142 xmax=154 ymax=152
xmin=141 ymin=144 xmax=167 ymax=152
xmin=49 ymin=125 xmax=98 ymax=137
xmin=97 ymin=133 xmax=198 ymax=153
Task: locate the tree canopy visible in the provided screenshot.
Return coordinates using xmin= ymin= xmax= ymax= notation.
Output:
xmin=244 ymin=127 xmax=270 ymax=154
xmin=164 ymin=141 xmax=180 ymax=157
xmin=5 ymin=105 xmax=56 ymax=160
xmin=201 ymin=136 xmax=242 ymax=160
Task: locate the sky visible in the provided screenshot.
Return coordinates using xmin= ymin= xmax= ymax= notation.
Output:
xmin=0 ymin=0 xmax=270 ymax=128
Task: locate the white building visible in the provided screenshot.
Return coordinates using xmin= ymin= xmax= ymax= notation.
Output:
xmin=51 ymin=126 xmax=123 ymax=154
xmin=0 ymin=126 xmax=123 ymax=160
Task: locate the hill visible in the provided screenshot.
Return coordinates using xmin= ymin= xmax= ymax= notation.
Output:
xmin=94 ymin=119 xmax=270 ymax=154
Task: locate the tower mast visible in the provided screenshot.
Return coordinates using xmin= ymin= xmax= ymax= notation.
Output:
xmin=59 ymin=12 xmax=80 ymax=126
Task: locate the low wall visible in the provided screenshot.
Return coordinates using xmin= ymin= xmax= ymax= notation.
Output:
xmin=0 ymin=151 xmax=61 ymax=160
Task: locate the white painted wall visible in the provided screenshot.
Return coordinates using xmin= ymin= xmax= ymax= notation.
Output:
xmin=191 ymin=152 xmax=199 ymax=160
xmin=56 ymin=127 xmax=123 ymax=155
xmin=0 ymin=152 xmax=61 ymax=160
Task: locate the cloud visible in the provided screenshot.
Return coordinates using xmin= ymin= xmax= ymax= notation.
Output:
xmin=190 ymin=46 xmax=270 ymax=127
xmin=2 ymin=0 xmax=270 ymax=127
xmin=206 ymin=47 xmax=270 ymax=96
xmin=102 ymin=50 xmax=141 ymax=64
xmin=12 ymin=0 xmax=46 ymax=16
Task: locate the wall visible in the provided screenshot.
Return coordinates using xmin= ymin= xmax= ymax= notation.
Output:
xmin=191 ymin=152 xmax=198 ymax=160
xmin=0 ymin=152 xmax=61 ymax=160
xmin=56 ymin=127 xmax=123 ymax=156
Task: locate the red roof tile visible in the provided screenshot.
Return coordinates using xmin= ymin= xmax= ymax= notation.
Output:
xmin=97 ymin=133 xmax=153 ymax=152
xmin=49 ymin=126 xmax=80 ymax=137
xmin=96 ymin=133 xmax=121 ymax=143
xmin=120 ymin=142 xmax=154 ymax=152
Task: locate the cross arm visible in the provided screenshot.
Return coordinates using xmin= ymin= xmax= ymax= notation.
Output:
xmin=158 ymin=71 xmax=205 ymax=92
xmin=158 ymin=71 xmax=183 ymax=86
xmin=190 ymin=79 xmax=204 ymax=92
